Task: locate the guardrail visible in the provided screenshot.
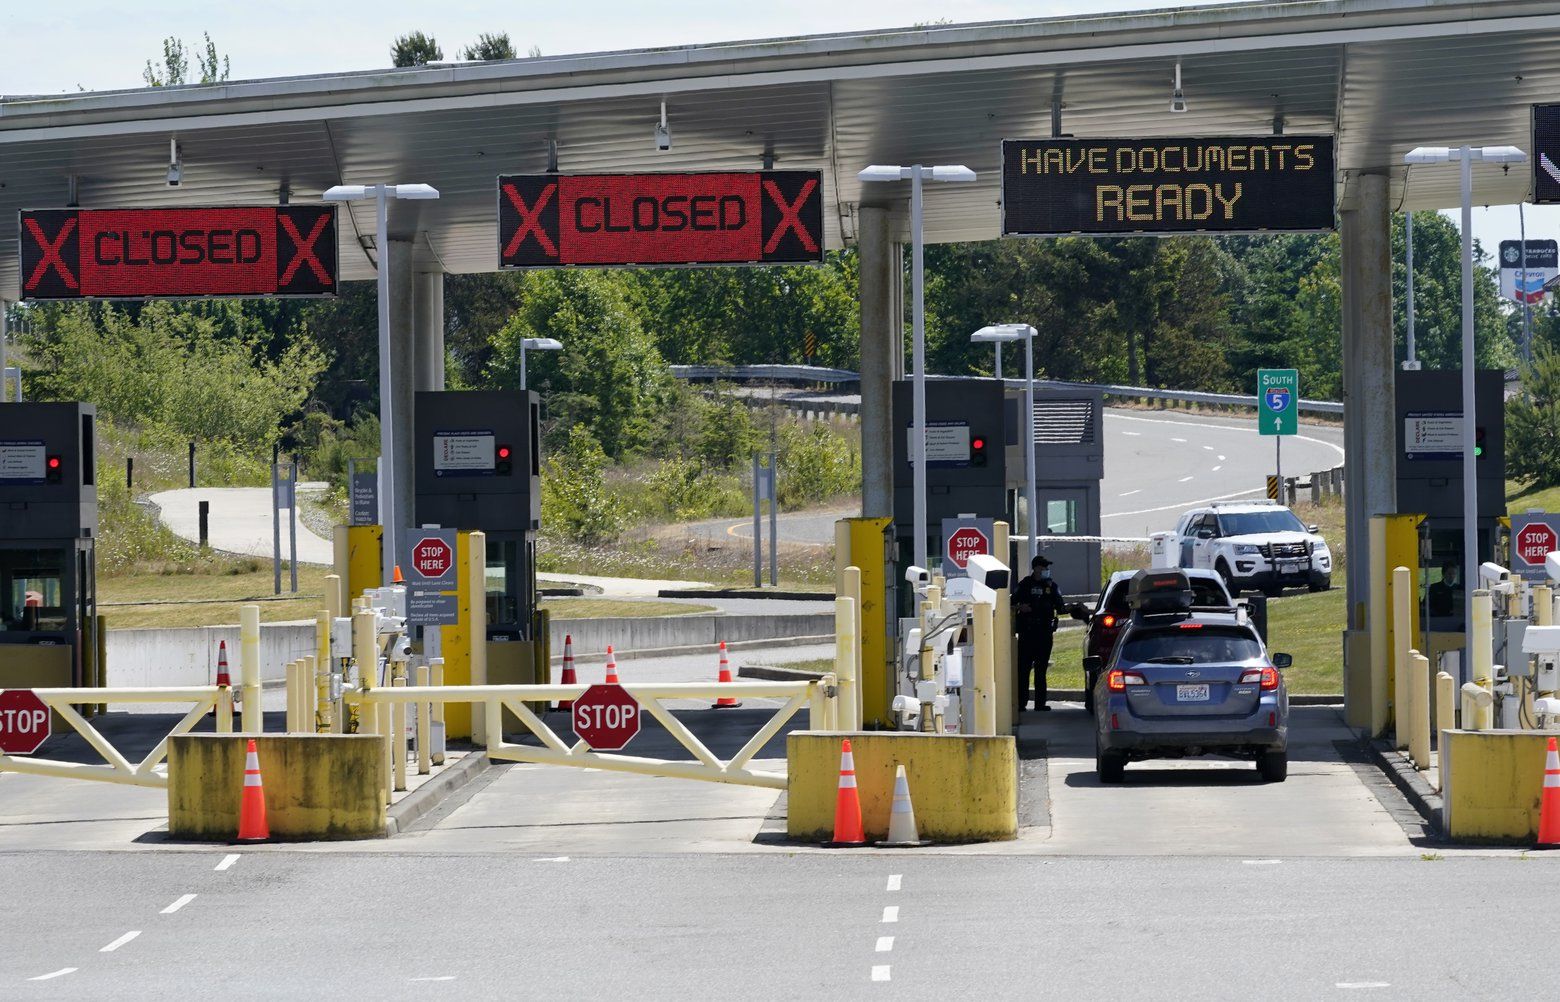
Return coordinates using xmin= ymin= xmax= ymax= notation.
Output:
xmin=1020 ymin=377 xmax=1344 ymax=415
xmin=670 ymin=364 xmax=860 ymax=385
xmin=348 ymin=679 xmax=836 ymax=795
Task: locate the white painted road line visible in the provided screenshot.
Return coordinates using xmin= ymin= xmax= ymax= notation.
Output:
xmin=1121 ymin=431 xmax=1141 ymax=436
xmin=100 ymin=931 xmax=141 ymax=953
xmin=876 ymin=936 xmax=895 ymax=952
xmin=881 ymin=906 xmax=899 ymax=923
xmin=1171 ymin=437 xmax=1187 ymax=443
xmin=28 ymin=968 xmax=76 ymax=981
xmin=885 ymin=874 xmax=901 ymax=892
xmin=1118 ymin=489 xmax=1141 ymax=497
xmin=215 ymin=854 xmax=240 ymax=872
xmin=535 ymin=856 xmax=571 ymax=862
xmin=1203 ymin=445 xmax=1215 ymax=450
xmin=872 ymin=966 xmax=892 ymax=982
xmin=1336 ymin=982 xmax=1391 ymax=989
xmin=1212 ymin=465 xmax=1223 ymax=472
xmin=1178 ymin=476 xmax=1194 ymax=482
xmin=161 ymin=894 xmax=197 ymax=915
xmin=410 ymin=976 xmax=457 ymax=982
xmin=1217 ymin=454 xmax=1227 ymax=461
xmin=1242 ymin=859 xmax=1283 ymax=866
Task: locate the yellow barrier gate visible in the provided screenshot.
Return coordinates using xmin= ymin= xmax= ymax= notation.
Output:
xmin=0 ymin=686 xmax=230 ymax=788
xmin=349 ymin=679 xmax=835 ymax=794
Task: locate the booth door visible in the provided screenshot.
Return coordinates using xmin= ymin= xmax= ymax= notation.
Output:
xmin=1034 ymin=488 xmax=1101 ymax=597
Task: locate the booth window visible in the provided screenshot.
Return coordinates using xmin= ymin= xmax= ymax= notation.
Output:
xmin=1046 ymin=499 xmax=1079 ymax=535
xmin=0 ymin=549 xmax=67 ymax=632
xmin=484 ymin=538 xmax=520 ymax=627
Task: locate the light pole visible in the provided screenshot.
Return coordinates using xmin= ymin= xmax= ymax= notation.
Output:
xmin=857 ymin=163 xmax=977 ymax=572
xmin=519 ymin=337 xmax=563 ymax=390
xmin=973 ymin=325 xmax=1038 ymax=562
xmin=323 ymin=182 xmax=440 ymax=586
xmin=1402 ymin=144 xmax=1526 ymax=643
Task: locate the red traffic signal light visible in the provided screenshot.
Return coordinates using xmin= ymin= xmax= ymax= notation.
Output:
xmin=45 ymin=455 xmax=63 ymax=483
xmin=496 ymin=444 xmax=514 ymax=475
xmin=971 ymin=435 xmax=988 ymax=467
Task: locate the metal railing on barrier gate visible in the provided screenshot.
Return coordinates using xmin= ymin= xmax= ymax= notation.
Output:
xmin=347 ymin=678 xmax=836 ymax=796
xmin=0 ymin=686 xmax=231 ymax=788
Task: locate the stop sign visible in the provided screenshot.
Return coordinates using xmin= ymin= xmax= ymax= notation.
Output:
xmin=1517 ymin=523 xmax=1559 ymax=566
xmin=0 ymin=691 xmax=51 ymax=755
xmin=946 ymin=527 xmax=990 ymax=570
xmin=572 ymin=684 xmax=641 ymax=751
xmin=411 ymin=536 xmax=454 ymax=579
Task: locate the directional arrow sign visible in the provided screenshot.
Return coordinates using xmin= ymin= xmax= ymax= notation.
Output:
xmin=1258 ymin=369 xmax=1299 ymax=437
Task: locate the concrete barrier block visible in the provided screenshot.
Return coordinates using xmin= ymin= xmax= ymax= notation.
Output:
xmin=168 ymin=733 xmax=386 ymax=841
xmin=786 ymin=731 xmax=1016 ymax=843
xmin=1442 ymin=729 xmax=1560 ymax=842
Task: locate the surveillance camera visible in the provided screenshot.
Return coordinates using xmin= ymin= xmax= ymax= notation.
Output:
xmin=945 ymin=576 xmax=995 ymax=606
xmin=166 ymin=162 xmax=182 ymax=187
xmin=1479 ymin=561 xmax=1510 ymax=585
xmin=905 ymin=565 xmax=930 ymax=586
xmin=964 ymin=553 xmax=1010 ymax=590
xmin=1170 ymin=91 xmax=1188 ymax=114
xmin=1548 ymin=551 xmax=1560 ymax=584
xmin=654 ymin=122 xmax=671 ymax=151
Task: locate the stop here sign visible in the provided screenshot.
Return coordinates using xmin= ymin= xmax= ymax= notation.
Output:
xmin=0 ymin=690 xmax=51 ymax=755
xmin=946 ymin=526 xmax=990 ymax=570
xmin=572 ymin=684 xmax=641 ymax=751
xmin=1512 ymin=516 xmax=1560 ymax=581
xmin=412 ymin=536 xmax=454 ymax=579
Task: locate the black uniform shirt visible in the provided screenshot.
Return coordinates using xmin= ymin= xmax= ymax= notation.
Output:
xmin=1012 ymin=573 xmax=1066 ymax=635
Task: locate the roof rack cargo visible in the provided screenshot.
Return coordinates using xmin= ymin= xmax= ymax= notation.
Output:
xmin=1126 ymin=568 xmax=1194 ymax=615
xmin=1209 ymin=499 xmax=1280 ymax=508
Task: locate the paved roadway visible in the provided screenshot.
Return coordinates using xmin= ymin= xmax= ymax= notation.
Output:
xmin=680 ymin=408 xmax=1345 ymax=547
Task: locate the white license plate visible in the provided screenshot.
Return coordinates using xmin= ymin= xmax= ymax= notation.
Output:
xmin=1176 ymin=684 xmax=1210 ymax=702
xmin=1278 ymin=561 xmax=1299 ymax=574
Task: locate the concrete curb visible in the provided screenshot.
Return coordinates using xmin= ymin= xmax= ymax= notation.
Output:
xmin=1363 ymin=735 xmax=1443 ymax=830
xmin=740 ymin=664 xmax=826 ymax=682
xmin=659 ymin=588 xmax=835 ymax=601
xmin=384 ymin=750 xmax=491 ymax=837
xmin=560 ymin=634 xmax=834 ymax=666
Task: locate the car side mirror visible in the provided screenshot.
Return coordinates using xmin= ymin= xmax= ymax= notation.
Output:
xmin=1273 ymin=653 xmax=1293 ymax=669
xmin=1307 ymin=524 xmax=1320 ymax=534
xmin=1196 ymin=529 xmax=1214 ymax=539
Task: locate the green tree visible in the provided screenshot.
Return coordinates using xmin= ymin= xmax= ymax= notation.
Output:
xmin=540 ymin=425 xmax=630 ymax=543
xmin=1393 ymin=211 xmax=1514 ymax=371
xmin=144 ymin=32 xmax=229 ymax=86
xmin=1507 ymin=343 xmax=1560 ymax=487
xmin=460 ymin=33 xmax=517 ymax=60
xmin=391 ymin=32 xmax=443 ymax=67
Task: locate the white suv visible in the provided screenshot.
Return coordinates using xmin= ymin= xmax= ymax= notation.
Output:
xmin=1174 ymin=501 xmax=1332 ymax=596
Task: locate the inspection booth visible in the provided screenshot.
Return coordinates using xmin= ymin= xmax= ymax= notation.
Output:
xmin=0 ymin=402 xmax=102 ymax=695
xmin=1014 ymin=384 xmax=1104 ymax=597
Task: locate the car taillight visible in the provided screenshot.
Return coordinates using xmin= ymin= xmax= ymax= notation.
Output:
xmin=1101 ymin=614 xmax=1116 ymax=628
xmin=1108 ymin=670 xmax=1145 ymax=691
xmin=1178 ymin=622 xmax=1203 ymax=630
xmin=1240 ymin=666 xmax=1281 ymax=690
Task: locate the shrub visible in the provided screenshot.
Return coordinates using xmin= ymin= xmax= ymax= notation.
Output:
xmin=541 ymin=425 xmax=631 ymax=544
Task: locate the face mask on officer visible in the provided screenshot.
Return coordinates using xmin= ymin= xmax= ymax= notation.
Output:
xmin=1040 ymin=569 xmax=1051 ymax=580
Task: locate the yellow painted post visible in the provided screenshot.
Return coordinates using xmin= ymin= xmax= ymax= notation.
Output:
xmin=216 ymin=687 xmax=233 ymax=734
xmin=1471 ymin=589 xmax=1494 ymax=694
xmin=808 ymin=675 xmax=826 ymax=730
xmin=1461 ymin=681 xmax=1493 ymax=731
xmin=470 ymin=531 xmax=489 ymax=746
xmin=315 ymin=655 xmax=332 ymax=733
xmin=1435 ymin=671 xmax=1456 ymax=789
xmin=484 ymin=697 xmax=502 ymax=754
xmin=430 ymin=660 xmax=445 ymax=765
xmin=415 ymin=664 xmax=431 ymax=776
xmin=993 ymin=521 xmax=1013 ymax=736
xmin=834 ymin=596 xmax=858 ymax=732
xmin=1392 ymin=566 xmax=1413 ymax=750
xmin=391 ymin=668 xmax=407 ymax=793
xmin=240 ymin=604 xmax=262 ymax=734
xmin=834 ymin=520 xmax=850 ymax=593
xmin=1366 ymin=517 xmax=1390 ymax=738
xmin=284 ymin=660 xmax=299 ymax=733
xmin=1409 ymin=651 xmax=1430 ymax=770
xmin=302 ymin=656 xmax=317 ymax=735
xmin=1535 ymin=585 xmax=1554 ymax=628
xmin=352 ymin=609 xmax=377 ymax=735
xmin=324 ymin=574 xmax=342 ymax=623
xmin=315 ymin=609 xmax=331 ymax=673
xmin=973 ymin=600 xmax=996 ymax=736
xmin=845 ymin=565 xmax=863 ymax=729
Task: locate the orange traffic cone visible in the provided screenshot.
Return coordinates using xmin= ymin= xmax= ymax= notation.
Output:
xmin=1537 ymin=737 xmax=1560 ymax=849
xmin=559 ymin=635 xmax=578 ymax=712
xmin=215 ymin=640 xmax=231 ymax=688
xmin=237 ymin=739 xmax=269 ymax=842
xmin=392 ymin=565 xmax=405 ymax=584
xmin=604 ymin=646 xmax=621 ymax=685
xmin=827 ymin=738 xmax=866 ymax=847
xmin=712 ymin=641 xmax=742 ymax=709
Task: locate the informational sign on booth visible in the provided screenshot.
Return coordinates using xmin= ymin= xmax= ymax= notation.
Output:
xmin=0 ymin=441 xmax=46 ymax=483
xmin=350 ymin=473 xmax=378 ymax=526
xmin=1403 ymin=411 xmax=1463 ymax=461
xmin=1511 ymin=514 xmax=1560 ymax=582
xmin=433 ymin=430 xmax=496 ymax=477
xmin=402 ymin=528 xmax=459 ymax=626
xmin=907 ymin=421 xmax=971 ymax=467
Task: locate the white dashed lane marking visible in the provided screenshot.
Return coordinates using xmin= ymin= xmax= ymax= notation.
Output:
xmin=1178 ymin=476 xmax=1194 ymax=482
xmin=28 ymin=969 xmax=76 ymax=981
xmin=100 ymin=931 xmax=140 ymax=953
xmin=215 ymin=854 xmax=240 ymax=871
xmin=872 ymin=966 xmax=892 ymax=982
xmin=885 ymin=874 xmax=901 ymax=892
xmin=882 ymin=905 xmax=899 ymax=923
xmin=876 ymin=936 xmax=894 ymax=952
xmin=1336 ymin=982 xmax=1391 ymax=990
xmin=161 ymin=894 xmax=196 ymax=915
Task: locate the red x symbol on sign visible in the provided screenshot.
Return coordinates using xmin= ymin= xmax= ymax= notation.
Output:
xmin=278 ymin=212 xmax=333 ymax=286
xmin=762 ymin=178 xmax=819 ymax=255
xmin=24 ymin=216 xmax=79 ymax=291
xmin=502 ymin=182 xmax=559 ymax=258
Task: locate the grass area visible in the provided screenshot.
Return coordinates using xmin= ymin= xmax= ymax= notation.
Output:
xmin=539 ymin=532 xmax=836 ymax=590
xmin=1509 ymin=482 xmax=1560 ymax=514
xmin=540 ymin=598 xmax=715 ymax=618
xmin=100 ymin=564 xmax=333 ymax=628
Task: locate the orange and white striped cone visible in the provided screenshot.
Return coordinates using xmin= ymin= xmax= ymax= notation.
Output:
xmin=826 ymin=738 xmax=866 ymax=847
xmin=558 ymin=634 xmax=578 ymax=713
xmin=604 ymin=646 xmax=620 ymax=685
xmin=237 ymin=738 xmax=269 ymax=842
xmin=712 ymin=641 xmax=742 ymax=708
xmin=1537 ymin=737 xmax=1560 ymax=849
xmin=211 ymin=640 xmax=231 ymax=716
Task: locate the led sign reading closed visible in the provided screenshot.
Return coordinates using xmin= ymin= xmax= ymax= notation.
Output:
xmin=19 ymin=205 xmax=338 ymax=300
xmin=498 ymin=171 xmax=824 ymax=267
xmin=1001 ymin=137 xmax=1335 ymax=236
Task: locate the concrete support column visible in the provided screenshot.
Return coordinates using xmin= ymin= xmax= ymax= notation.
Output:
xmin=387 ymin=239 xmax=416 ymax=548
xmin=858 ymin=206 xmax=903 ymax=518
xmin=413 ymin=271 xmax=445 ymax=391
xmin=1340 ymin=171 xmax=1396 ymax=709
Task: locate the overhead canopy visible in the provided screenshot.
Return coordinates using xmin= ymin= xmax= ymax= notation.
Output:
xmin=3 ymin=0 xmax=1559 ymax=295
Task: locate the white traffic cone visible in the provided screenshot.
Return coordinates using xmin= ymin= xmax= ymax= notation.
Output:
xmin=877 ymin=763 xmax=924 ymax=847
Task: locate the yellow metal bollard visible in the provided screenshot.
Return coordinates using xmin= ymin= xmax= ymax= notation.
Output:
xmin=972 ymin=600 xmax=996 ymax=736
xmin=240 ymin=605 xmax=263 ymax=734
xmin=391 ymin=667 xmax=407 ymax=793
xmin=844 ymin=565 xmax=863 ymax=730
xmin=1391 ymin=567 xmax=1412 ymax=751
xmin=351 ymin=608 xmax=377 ymax=735
xmin=993 ymin=521 xmax=1013 ymax=736
xmin=1366 ymin=518 xmax=1390 ymax=738
xmin=284 ymin=660 xmax=298 ymax=733
xmin=1471 ymin=589 xmax=1494 ymax=695
xmin=1535 ymin=585 xmax=1554 ymax=628
xmin=484 ymin=698 xmax=502 ymax=755
xmin=430 ymin=660 xmax=445 ymax=765
xmin=315 ymin=655 xmax=332 ymax=733
xmin=834 ymin=595 xmax=858 ymax=732
xmin=216 ymin=686 xmax=234 ymax=734
xmin=315 ymin=609 xmax=331 ymax=678
xmin=1460 ymin=681 xmax=1493 ymax=732
xmin=324 ymin=573 xmax=342 ymax=623
xmin=1408 ymin=651 xmax=1430 ymax=770
xmin=470 ymin=530 xmax=489 ymax=747
xmin=415 ymin=664 xmax=431 ymax=776
xmin=1435 ymin=671 xmax=1455 ymax=790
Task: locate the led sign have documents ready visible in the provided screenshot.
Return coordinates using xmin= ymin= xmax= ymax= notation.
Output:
xmin=498 ymin=171 xmax=823 ymax=267
xmin=1001 ymin=137 xmax=1335 ymax=236
xmin=19 ymin=205 xmax=338 ymax=300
